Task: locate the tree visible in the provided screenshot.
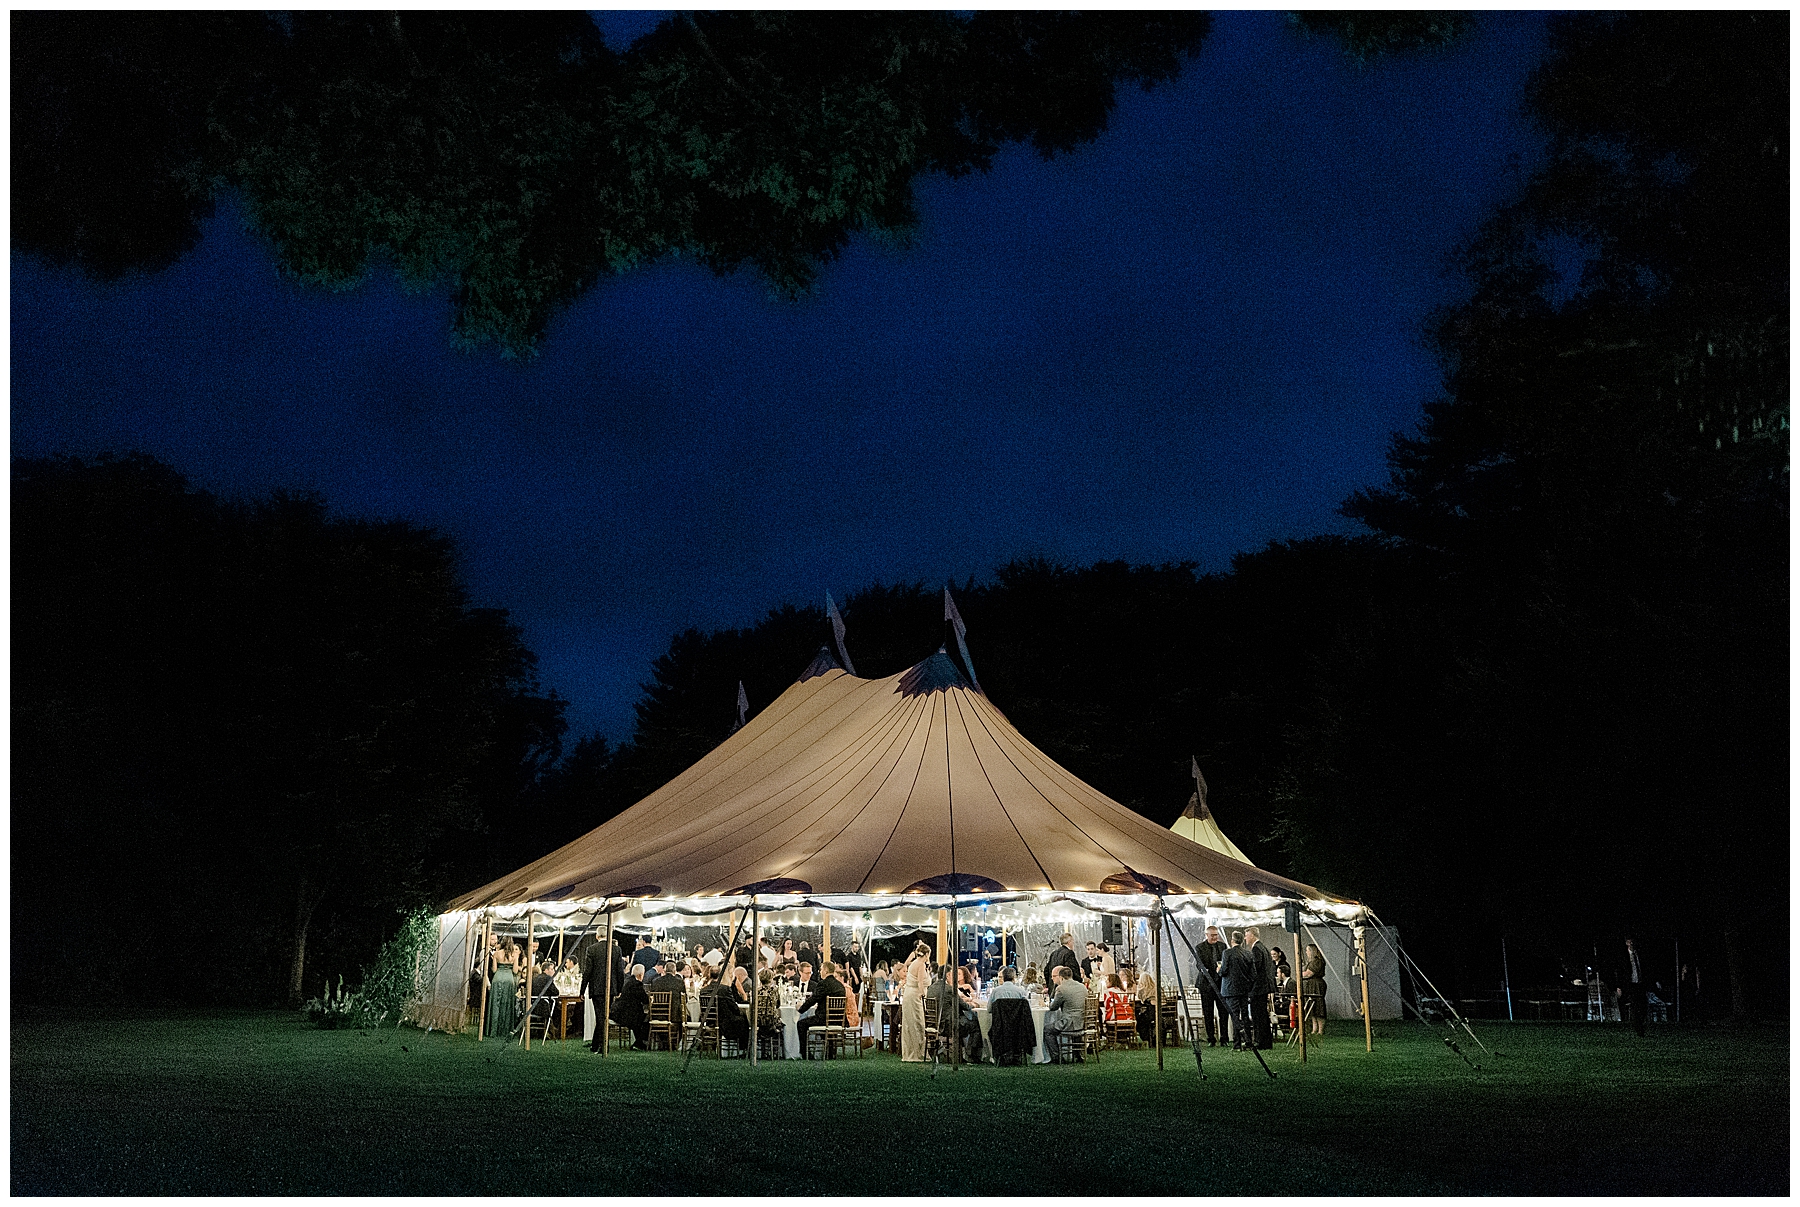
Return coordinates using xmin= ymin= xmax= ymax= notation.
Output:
xmin=11 ymin=456 xmax=564 ymax=1005
xmin=13 ymin=11 xmax=1208 ymax=356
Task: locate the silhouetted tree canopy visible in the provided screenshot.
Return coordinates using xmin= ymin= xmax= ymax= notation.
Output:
xmin=13 ymin=11 xmax=1208 ymax=355
xmin=13 ymin=455 xmax=565 ymax=1005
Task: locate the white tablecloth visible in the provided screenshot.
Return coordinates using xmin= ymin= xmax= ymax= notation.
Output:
xmin=737 ymin=1001 xmax=802 ymax=1059
xmin=975 ymin=1001 xmax=1050 ymax=1064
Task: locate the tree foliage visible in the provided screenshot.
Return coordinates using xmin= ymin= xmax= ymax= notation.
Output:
xmin=12 ymin=455 xmax=565 ymax=1006
xmin=13 ymin=11 xmax=1208 ymax=355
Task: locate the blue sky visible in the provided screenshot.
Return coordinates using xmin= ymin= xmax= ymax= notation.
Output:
xmin=12 ymin=12 xmax=1550 ymax=742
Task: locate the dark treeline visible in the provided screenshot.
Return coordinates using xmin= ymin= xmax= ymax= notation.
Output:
xmin=13 ymin=14 xmax=1785 ymax=1012
xmin=12 ymin=456 xmax=568 ymax=1007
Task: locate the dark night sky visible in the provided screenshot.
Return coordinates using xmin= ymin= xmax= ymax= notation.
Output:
xmin=12 ymin=12 xmax=1551 ymax=742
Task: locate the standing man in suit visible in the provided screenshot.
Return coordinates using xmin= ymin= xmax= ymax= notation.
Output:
xmin=1219 ymin=930 xmax=1252 ymax=1050
xmin=1244 ymin=927 xmax=1276 ymax=1050
xmin=794 ymin=962 xmax=847 ymax=1058
xmin=629 ymin=936 xmax=659 ymax=978
xmin=577 ymin=935 xmax=608 ymax=1046
xmin=1046 ymin=933 xmax=1082 ymax=986
xmin=1196 ymin=924 xmax=1231 ymax=1047
xmin=1619 ymin=937 xmax=1649 ymax=1037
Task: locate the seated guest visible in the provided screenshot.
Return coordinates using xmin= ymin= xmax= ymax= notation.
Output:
xmin=987 ymin=967 xmax=1034 ymax=1065
xmin=1023 ymin=962 xmax=1040 ymax=988
xmin=956 ymin=964 xmax=980 ymax=1003
xmin=1043 ymin=965 xmax=1088 ymax=1062
xmin=754 ymin=969 xmax=784 ymax=1046
xmin=1101 ymin=972 xmax=1134 ymax=1024
xmin=729 ymin=965 xmax=752 ymax=1004
xmin=926 ymin=966 xmax=981 ymax=1062
xmin=606 ymin=966 xmax=651 ymax=1051
xmin=555 ymin=957 xmax=581 ymax=996
xmin=1133 ymin=972 xmax=1160 ymax=1045
xmin=648 ymin=957 xmax=686 ymax=1005
xmin=793 ymin=961 xmax=818 ymax=1002
xmin=795 ymin=962 xmax=846 ymax=1058
xmin=700 ymin=970 xmax=750 ymax=1053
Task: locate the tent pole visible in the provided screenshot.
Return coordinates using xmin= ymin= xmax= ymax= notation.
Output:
xmin=750 ymin=900 xmax=760 ymax=1067
xmin=822 ymin=909 xmax=831 ymax=971
xmin=460 ymin=913 xmax=473 ymax=1032
xmin=557 ymin=924 xmax=565 ymax=972
xmin=950 ymin=902 xmax=960 ymax=1071
xmin=937 ymin=909 xmax=947 ymax=967
xmin=599 ymin=902 xmax=614 ymax=1058
xmin=1291 ymin=921 xmax=1305 ymax=1063
xmin=1355 ymin=922 xmax=1373 ymax=1053
xmin=524 ymin=912 xmax=535 ymax=1050
xmin=1152 ymin=913 xmax=1163 ymax=1070
xmin=476 ymin=916 xmax=493 ymax=1042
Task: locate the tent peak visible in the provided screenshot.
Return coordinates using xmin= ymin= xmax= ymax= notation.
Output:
xmin=1181 ymin=791 xmax=1212 ymax=822
xmin=798 ymin=646 xmax=843 ymax=682
xmin=897 ymin=648 xmax=969 ymax=697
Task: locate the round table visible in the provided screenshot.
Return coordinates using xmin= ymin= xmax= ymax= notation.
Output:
xmin=736 ymin=1000 xmax=802 ymax=1059
xmin=974 ymin=1000 xmax=1051 ymax=1064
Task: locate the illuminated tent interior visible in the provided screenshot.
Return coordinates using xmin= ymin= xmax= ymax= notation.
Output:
xmin=412 ymin=644 xmax=1369 ymax=1032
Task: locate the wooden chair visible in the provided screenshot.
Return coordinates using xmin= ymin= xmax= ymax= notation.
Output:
xmin=693 ymin=995 xmax=722 ymax=1057
xmin=817 ymin=996 xmax=861 ymax=1060
xmin=1081 ymin=993 xmax=1104 ymax=1061
xmin=1102 ymin=994 xmax=1138 ymax=1049
xmin=922 ymin=996 xmax=944 ymax=1060
xmin=647 ymin=991 xmax=681 ymax=1051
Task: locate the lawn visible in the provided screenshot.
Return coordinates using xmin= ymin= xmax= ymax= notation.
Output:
xmin=12 ymin=1010 xmax=1787 ymax=1195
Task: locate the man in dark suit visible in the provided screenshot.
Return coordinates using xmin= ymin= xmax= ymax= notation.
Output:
xmin=1045 ymin=932 xmax=1082 ymax=986
xmin=1620 ymin=937 xmax=1649 ymax=1037
xmin=629 ymin=936 xmax=660 ymax=978
xmin=794 ymin=962 xmax=846 ymax=1058
xmin=1196 ymin=924 xmax=1231 ymax=1047
xmin=606 ymin=965 xmax=651 ymax=1051
xmin=1219 ymin=930 xmax=1252 ymax=1050
xmin=699 ymin=969 xmax=750 ymax=1054
xmin=1244 ymin=927 xmax=1276 ymax=1050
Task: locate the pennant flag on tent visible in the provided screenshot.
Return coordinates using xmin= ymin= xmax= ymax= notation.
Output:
xmin=733 ymin=680 xmax=749 ymax=732
xmin=825 ymin=591 xmax=857 ymax=677
xmin=943 ymin=585 xmax=981 ymax=693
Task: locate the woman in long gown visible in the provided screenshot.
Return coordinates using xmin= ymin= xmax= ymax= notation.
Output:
xmin=900 ymin=940 xmax=931 ymax=1061
xmin=486 ymin=937 xmax=519 ymax=1041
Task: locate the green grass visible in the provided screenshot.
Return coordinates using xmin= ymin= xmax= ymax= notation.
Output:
xmin=12 ymin=1010 xmax=1787 ymax=1195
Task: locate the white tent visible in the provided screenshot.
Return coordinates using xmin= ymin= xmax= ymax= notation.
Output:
xmin=412 ymin=646 xmax=1373 ymax=1034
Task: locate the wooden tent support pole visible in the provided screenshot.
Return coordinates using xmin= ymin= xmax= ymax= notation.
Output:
xmin=599 ymin=902 xmax=614 ymax=1057
xmin=557 ymin=924 xmax=565 ymax=971
xmin=822 ymin=909 xmax=831 ymax=970
xmin=1152 ymin=913 xmax=1163 ymax=1070
xmin=750 ymin=902 xmax=760 ymax=1067
xmin=460 ymin=913 xmax=473 ymax=1030
xmin=1291 ymin=923 xmax=1304 ymax=1063
xmin=476 ymin=917 xmax=493 ymax=1042
xmin=950 ymin=904 xmax=960 ymax=1071
xmin=1356 ymin=923 xmax=1373 ymax=1053
xmin=524 ymin=912 xmax=535 ymax=1050
xmin=937 ymin=909 xmax=947 ymax=967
